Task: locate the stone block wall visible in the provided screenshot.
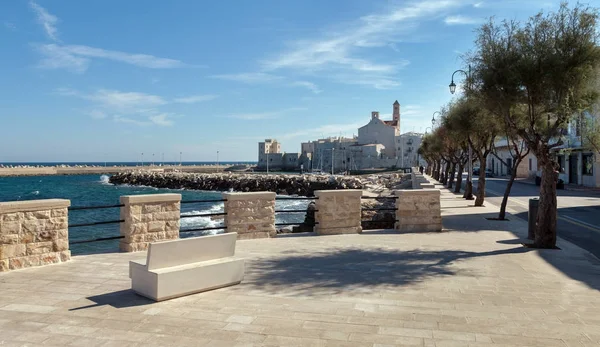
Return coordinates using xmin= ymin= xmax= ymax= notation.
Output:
xmin=223 ymin=192 xmax=276 ymax=239
xmin=0 ymin=199 xmax=71 ymax=272
xmin=314 ymin=190 xmax=362 ymax=235
xmin=119 ymin=194 xmax=181 ymax=252
xmin=394 ymin=189 xmax=442 ymax=233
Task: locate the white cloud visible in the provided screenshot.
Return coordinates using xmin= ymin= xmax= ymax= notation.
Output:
xmin=3 ymin=22 xmax=16 ymax=31
xmin=226 ymin=107 xmax=306 ymax=121
xmin=211 ymin=72 xmax=283 ymax=84
xmin=87 ymin=89 xmax=166 ymax=112
xmin=34 ymin=44 xmax=187 ymax=73
xmin=227 ymin=112 xmax=278 ymax=120
xmin=113 ymin=115 xmax=150 ymax=126
xmin=291 ymin=81 xmax=322 ymax=94
xmin=173 ymin=94 xmax=219 ymax=104
xmin=149 ymin=114 xmax=174 ymax=126
xmin=86 ymin=110 xmax=107 ymax=119
xmin=261 ymin=0 xmax=458 ymax=88
xmin=58 ymin=88 xmax=178 ymax=126
xmin=29 ymin=2 xmax=59 ymax=41
xmin=277 ymin=120 xmax=365 ymax=140
xmin=444 ymin=15 xmax=483 ymax=25
xmin=473 ymin=2 xmax=484 ymax=8
xmin=35 ymin=44 xmax=89 ymax=73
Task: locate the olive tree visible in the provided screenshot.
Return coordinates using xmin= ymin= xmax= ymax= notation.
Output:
xmin=472 ymin=3 xmax=600 ymax=247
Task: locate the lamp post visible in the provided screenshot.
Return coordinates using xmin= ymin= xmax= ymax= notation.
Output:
xmin=217 ymin=151 xmax=219 ymax=167
xmin=179 ymin=152 xmax=182 ymax=166
xmin=449 ymin=64 xmax=474 ymax=200
xmin=424 ymin=126 xmax=432 ymax=135
xmin=141 ymin=153 xmax=144 ymax=167
xmin=331 ymin=148 xmax=335 ymax=175
xmin=432 ymin=111 xmax=442 ymax=129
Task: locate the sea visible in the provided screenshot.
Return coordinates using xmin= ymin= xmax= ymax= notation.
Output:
xmin=0 ymin=164 xmax=309 ymax=255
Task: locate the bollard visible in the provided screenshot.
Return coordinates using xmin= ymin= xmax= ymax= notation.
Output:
xmin=528 ymin=198 xmax=539 ymax=240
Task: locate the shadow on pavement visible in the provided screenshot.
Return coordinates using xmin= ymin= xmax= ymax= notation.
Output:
xmin=246 ymin=247 xmax=532 ymax=296
xmin=69 ymin=289 xmax=153 ymax=311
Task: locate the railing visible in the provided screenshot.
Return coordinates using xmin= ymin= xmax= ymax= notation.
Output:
xmin=274 ymin=196 xmax=318 ymax=228
xmin=360 ymin=196 xmax=398 ymax=230
xmin=68 ymin=204 xmax=124 ymax=245
xmin=180 ymin=198 xmax=227 ymax=234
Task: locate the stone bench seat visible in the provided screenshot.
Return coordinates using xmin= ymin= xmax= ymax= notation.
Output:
xmin=129 ymin=232 xmax=244 ymax=301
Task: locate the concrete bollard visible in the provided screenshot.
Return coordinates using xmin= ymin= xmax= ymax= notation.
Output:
xmin=119 ymin=194 xmax=181 ymax=252
xmin=222 ymin=192 xmax=276 ymax=239
xmin=314 ymin=190 xmax=362 ymax=235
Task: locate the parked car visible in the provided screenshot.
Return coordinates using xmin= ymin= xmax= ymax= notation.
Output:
xmin=473 ymin=167 xmax=480 ymax=176
xmin=484 ymin=169 xmax=494 ymax=177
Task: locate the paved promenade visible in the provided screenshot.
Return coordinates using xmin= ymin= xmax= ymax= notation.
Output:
xmin=1 ymin=183 xmax=600 ymax=346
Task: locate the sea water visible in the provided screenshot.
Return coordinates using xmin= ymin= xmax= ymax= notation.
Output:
xmin=0 ymin=174 xmax=308 ymax=255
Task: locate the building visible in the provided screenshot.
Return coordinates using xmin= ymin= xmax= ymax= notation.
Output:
xmin=486 ymin=138 xmax=530 ymax=178
xmin=257 ymin=100 xmax=422 ymax=172
xmin=396 ymin=132 xmax=424 ymax=167
xmin=484 ymin=114 xmax=600 ymax=187
xmin=356 ymin=101 xmax=401 ymax=158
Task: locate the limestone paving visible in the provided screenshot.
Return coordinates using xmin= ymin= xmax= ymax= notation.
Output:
xmin=1 ymin=182 xmax=600 ymax=346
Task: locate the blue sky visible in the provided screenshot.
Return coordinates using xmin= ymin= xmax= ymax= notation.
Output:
xmin=0 ymin=0 xmax=578 ymax=162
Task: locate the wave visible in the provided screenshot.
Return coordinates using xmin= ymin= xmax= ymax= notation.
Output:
xmin=99 ymin=175 xmax=112 ymax=185
xmin=30 ymin=190 xmax=40 ymax=195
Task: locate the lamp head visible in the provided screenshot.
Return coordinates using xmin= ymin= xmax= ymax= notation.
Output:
xmin=449 ymin=81 xmax=457 ymax=94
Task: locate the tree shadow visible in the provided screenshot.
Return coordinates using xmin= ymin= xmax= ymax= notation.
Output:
xmin=243 ymin=246 xmax=531 ymax=296
xmin=69 ymin=289 xmax=153 ymax=311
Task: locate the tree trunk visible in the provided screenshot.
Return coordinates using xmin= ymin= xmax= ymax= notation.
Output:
xmin=535 ymin=156 xmax=558 ymax=248
xmin=498 ymin=158 xmax=522 ymax=220
xmin=455 ymin=163 xmax=464 ymax=193
xmin=448 ymin=162 xmax=456 ymax=189
xmin=444 ymin=163 xmax=451 ymax=186
xmin=474 ymin=153 xmax=487 ymax=206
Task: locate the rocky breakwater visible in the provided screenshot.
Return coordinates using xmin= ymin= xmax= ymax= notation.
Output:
xmin=109 ymin=172 xmax=364 ymax=196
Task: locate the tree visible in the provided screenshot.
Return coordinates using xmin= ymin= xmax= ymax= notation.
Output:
xmin=445 ymin=97 xmax=499 ymax=206
xmin=472 ymin=3 xmax=600 ymax=247
xmin=490 ymin=128 xmax=531 ymax=220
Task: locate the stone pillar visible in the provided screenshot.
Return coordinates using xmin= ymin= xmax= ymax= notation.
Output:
xmin=394 ymin=189 xmax=442 ymax=232
xmin=222 ymin=192 xmax=276 ymax=239
xmin=0 ymin=199 xmax=71 ymax=272
xmin=314 ymin=190 xmax=362 ymax=235
xmin=119 ymin=194 xmax=181 ymax=252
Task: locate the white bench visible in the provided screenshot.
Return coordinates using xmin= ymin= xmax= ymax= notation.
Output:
xmin=129 ymin=233 xmax=245 ymax=301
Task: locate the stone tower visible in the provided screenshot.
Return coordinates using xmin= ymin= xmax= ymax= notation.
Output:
xmin=393 ymin=100 xmax=400 ymax=132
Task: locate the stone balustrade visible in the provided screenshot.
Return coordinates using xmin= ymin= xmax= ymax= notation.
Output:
xmin=394 ymin=189 xmax=442 ymax=232
xmin=223 ymin=192 xmax=276 ymax=239
xmin=314 ymin=190 xmax=362 ymax=235
xmin=0 ymin=199 xmax=71 ymax=272
xmin=119 ymin=194 xmax=181 ymax=252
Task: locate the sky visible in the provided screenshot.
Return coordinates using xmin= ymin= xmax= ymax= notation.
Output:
xmin=0 ymin=0 xmax=584 ymax=162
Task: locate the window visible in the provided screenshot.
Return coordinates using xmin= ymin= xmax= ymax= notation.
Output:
xmin=583 ymin=154 xmax=594 ymax=175
xmin=529 ymin=158 xmax=532 ymax=171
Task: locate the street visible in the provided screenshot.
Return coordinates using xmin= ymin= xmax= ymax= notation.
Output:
xmin=471 ymin=176 xmax=600 ymax=259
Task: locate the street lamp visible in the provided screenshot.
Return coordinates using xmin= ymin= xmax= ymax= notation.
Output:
xmin=217 ymin=151 xmax=219 ymax=167
xmin=424 ymin=127 xmax=432 ymax=134
xmin=141 ymin=153 xmax=144 ymax=167
xmin=179 ymin=152 xmax=182 ymax=166
xmin=449 ymin=64 xmax=474 ymax=200
xmin=432 ymin=111 xmax=442 ymax=129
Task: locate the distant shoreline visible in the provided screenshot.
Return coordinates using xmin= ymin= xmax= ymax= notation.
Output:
xmin=0 ymin=165 xmax=241 ymax=177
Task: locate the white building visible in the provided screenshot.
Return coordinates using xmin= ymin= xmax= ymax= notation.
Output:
xmin=396 ymin=132 xmax=424 ymax=167
xmin=357 ymin=101 xmax=401 ymax=158
xmin=259 ymin=100 xmax=419 ymax=172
